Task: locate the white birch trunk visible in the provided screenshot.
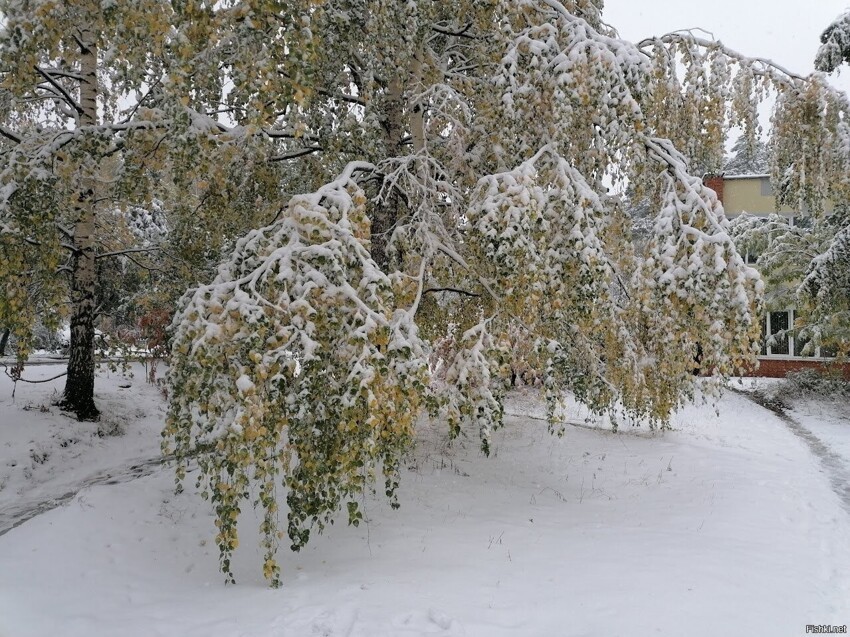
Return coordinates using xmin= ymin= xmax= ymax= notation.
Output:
xmin=61 ymin=26 xmax=99 ymax=420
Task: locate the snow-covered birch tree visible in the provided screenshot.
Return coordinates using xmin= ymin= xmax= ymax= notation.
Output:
xmin=0 ymin=0 xmax=316 ymax=418
xmin=161 ymin=0 xmax=850 ymax=585
xmin=4 ymin=0 xmax=846 ymax=584
xmin=0 ymin=1 xmax=176 ymax=418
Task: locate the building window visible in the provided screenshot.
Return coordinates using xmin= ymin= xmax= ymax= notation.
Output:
xmin=769 ymin=311 xmax=789 ymax=355
xmin=791 ymin=215 xmax=813 ymax=230
xmin=760 ymin=309 xmax=834 ymax=358
xmin=760 ymin=315 xmax=768 ymax=355
xmin=760 ymin=178 xmax=774 ymax=196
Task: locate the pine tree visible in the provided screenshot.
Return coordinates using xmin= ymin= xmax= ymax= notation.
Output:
xmin=724 ymin=136 xmax=771 ymax=175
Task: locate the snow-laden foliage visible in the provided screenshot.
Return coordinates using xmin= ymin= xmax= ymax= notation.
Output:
xmin=166 ymin=164 xmax=430 ymax=584
xmin=729 ymin=210 xmax=849 ymax=357
xmin=464 ymin=147 xmax=649 ymax=422
xmin=6 ymin=0 xmax=850 ymax=583
xmin=157 ymin=0 xmax=818 ymax=584
xmin=770 ymin=77 xmax=850 ymax=215
xmin=816 ymin=9 xmax=850 ymax=73
xmin=724 ymin=136 xmax=771 ymax=175
xmin=0 ymin=0 xmax=318 ymax=417
xmin=741 ymin=28 xmax=850 ymax=359
xmin=638 ymin=141 xmax=763 ymax=411
xmin=802 ymin=214 xmax=850 ymax=352
xmin=803 ymin=13 xmax=850 ymax=358
xmin=729 ymin=214 xmax=814 ymax=305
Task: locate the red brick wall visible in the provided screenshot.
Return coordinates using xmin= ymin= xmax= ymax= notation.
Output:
xmin=704 ymin=175 xmax=724 ymax=204
xmin=745 ymin=358 xmax=850 ymax=379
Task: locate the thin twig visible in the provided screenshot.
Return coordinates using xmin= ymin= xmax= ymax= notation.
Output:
xmin=95 ymin=246 xmax=161 ymax=260
xmin=34 ymin=66 xmax=84 ymax=116
xmin=422 ymin=286 xmax=480 ymax=298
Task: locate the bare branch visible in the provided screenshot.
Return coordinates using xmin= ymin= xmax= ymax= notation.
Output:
xmin=37 ymin=66 xmax=84 ymax=82
xmin=2 ymin=363 xmax=67 ymax=384
xmin=119 ymin=76 xmax=162 ymax=125
xmin=318 ymin=88 xmax=366 ymax=107
xmin=423 ymin=286 xmax=481 ymax=298
xmin=20 ymin=235 xmax=76 ymax=252
xmin=431 ymin=22 xmax=476 ymax=39
xmin=54 ymin=222 xmax=74 ymax=239
xmin=23 ymin=234 xmax=82 ymax=254
xmin=269 ymin=146 xmax=323 ymax=162
xmin=275 ymin=69 xmax=367 ymax=107
xmin=95 ymin=246 xmax=161 ymax=260
xmin=0 ymin=125 xmax=22 ymax=144
xmin=263 ymin=127 xmax=320 ymax=142
xmin=34 ymin=66 xmax=84 ymax=116
xmin=119 ymin=251 xmax=165 ymax=273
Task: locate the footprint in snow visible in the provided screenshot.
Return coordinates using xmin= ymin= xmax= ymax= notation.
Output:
xmin=396 ymin=608 xmax=465 ymax=634
xmin=428 ymin=608 xmax=454 ymax=630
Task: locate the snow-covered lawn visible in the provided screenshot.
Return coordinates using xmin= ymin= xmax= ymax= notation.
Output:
xmin=1 ymin=365 xmax=848 ymax=637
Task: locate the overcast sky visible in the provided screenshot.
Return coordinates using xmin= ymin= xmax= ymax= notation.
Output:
xmin=603 ymin=0 xmax=850 ymax=97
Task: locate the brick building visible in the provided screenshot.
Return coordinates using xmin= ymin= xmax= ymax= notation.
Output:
xmin=705 ymin=173 xmax=849 ymax=378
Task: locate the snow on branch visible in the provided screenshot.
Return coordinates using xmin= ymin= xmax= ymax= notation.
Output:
xmin=165 ymin=161 xmax=430 ymax=585
xmin=437 ymin=317 xmax=505 ymax=456
xmin=463 ymin=145 xmax=648 ymax=415
xmin=639 ymin=32 xmax=807 ymax=85
xmin=816 ymin=9 xmax=850 ymax=72
xmin=640 ymin=137 xmax=763 ymax=385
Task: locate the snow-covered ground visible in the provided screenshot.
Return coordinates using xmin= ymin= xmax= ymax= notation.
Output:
xmin=780 ymin=393 xmax=850 ymax=481
xmin=0 ymin=365 xmax=848 ymax=637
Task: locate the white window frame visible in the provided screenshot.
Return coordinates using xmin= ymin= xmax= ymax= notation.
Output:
xmin=760 ymin=309 xmax=833 ymax=360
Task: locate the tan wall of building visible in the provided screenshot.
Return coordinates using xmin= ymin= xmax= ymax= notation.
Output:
xmin=721 ymin=176 xmax=834 ymax=216
xmin=722 ymin=177 xmax=794 ymax=215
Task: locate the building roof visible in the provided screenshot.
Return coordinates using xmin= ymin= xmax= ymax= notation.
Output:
xmin=722 ymin=173 xmax=769 ymax=180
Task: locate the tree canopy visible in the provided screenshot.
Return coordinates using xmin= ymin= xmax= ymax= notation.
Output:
xmin=163 ymin=0 xmax=794 ymax=584
xmin=0 ymin=0 xmax=310 ymax=416
xmin=3 ymin=0 xmax=850 ymax=585
xmin=816 ymin=8 xmax=850 ymax=73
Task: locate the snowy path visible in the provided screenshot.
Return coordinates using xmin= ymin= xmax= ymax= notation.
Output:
xmin=0 ymin=380 xmax=848 ymax=636
xmin=0 ymin=365 xmax=168 ymax=533
xmin=734 ymin=388 xmax=850 ymax=516
xmin=0 ymin=454 xmax=163 ymax=537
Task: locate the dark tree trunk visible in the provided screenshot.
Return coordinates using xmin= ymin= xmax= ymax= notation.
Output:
xmin=59 ymin=28 xmax=100 ymax=421
xmin=0 ymin=328 xmax=10 ymax=357
xmin=372 ymin=74 xmax=406 ymax=272
xmin=60 ymin=236 xmax=99 ymax=420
